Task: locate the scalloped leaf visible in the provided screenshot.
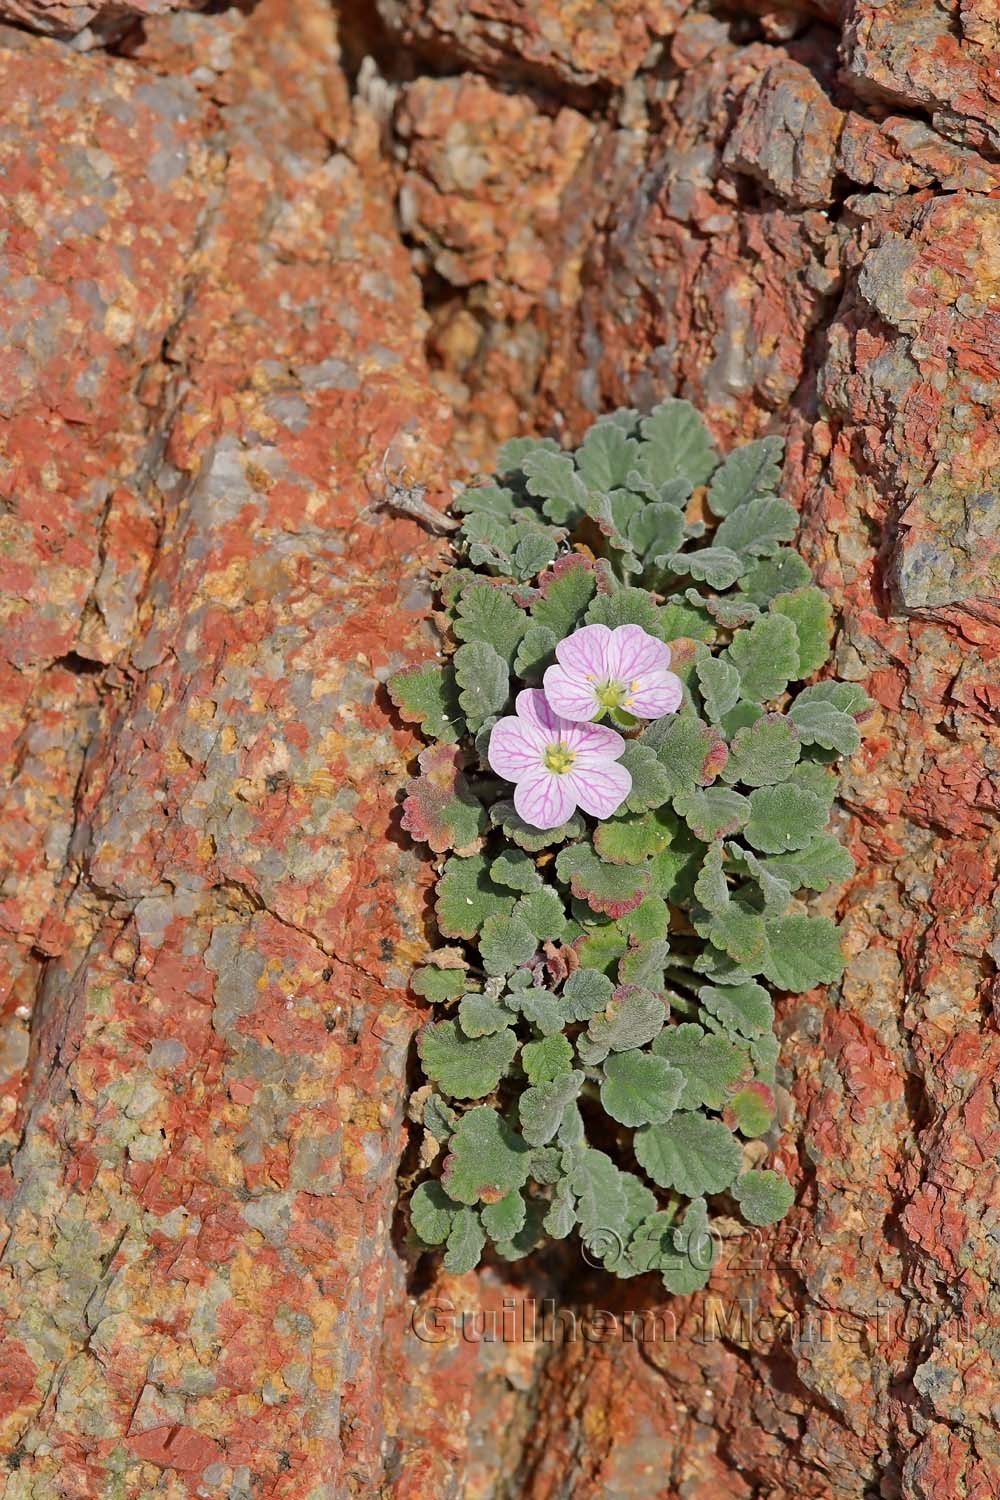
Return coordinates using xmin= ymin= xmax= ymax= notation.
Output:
xmin=513 ymin=623 xmax=558 ymax=682
xmin=594 ymin=807 xmax=673 ymax=865
xmin=756 ymin=834 xmax=854 ymax=892
xmin=389 ymin=662 xmax=461 ymax=744
xmin=459 ymin=993 xmax=515 ymax=1037
xmin=508 ymin=986 xmax=566 ymax=1037
xmin=490 ymin=849 xmax=542 ymax=892
xmin=411 ymin=966 xmax=467 ymax=1003
xmin=555 ymin=842 xmax=652 ymax=918
xmin=521 ymin=448 xmax=589 ymax=525
xmin=723 ymin=614 xmax=800 ymax=701
xmin=771 ymin=587 xmax=833 ymax=676
xmin=745 ymin=784 xmax=827 ymax=854
xmin=725 ymin=1081 xmax=775 ymax=1137
xmin=401 ymin=744 xmax=486 ymax=854
xmin=576 ymin=421 xmax=640 ymax=490
xmin=618 ymin=742 xmax=673 ymax=811
xmin=490 ymin=799 xmax=587 ymax=852
xmin=643 ymin=710 xmax=728 ymax=795
xmin=760 ymin=913 xmax=844 ymax=992
xmin=410 ymin=1181 xmax=460 ymax=1245
xmin=585 ymin=586 xmax=663 ymax=636
xmin=561 ymin=967 xmax=615 ymax=1021
xmin=668 ymin=546 xmax=745 ymax=590
xmin=634 ymin=1112 xmax=742 ymax=1196
xmin=707 ymin=902 xmax=769 ymax=970
xmin=789 ymin=698 xmax=861 ymax=755
xmin=482 ymin=1189 xmax=527 ymax=1242
xmin=699 ymin=982 xmax=774 ymax=1040
xmin=707 ymin=436 xmax=784 ymax=517
xmin=418 ymin=1020 xmax=518 ymax=1100
xmin=722 ymin=713 xmax=801 ymax=788
xmin=519 ymin=1072 xmax=584 ymax=1146
xmin=637 ymin=400 xmax=717 ymax=489
xmin=674 ymin=786 xmax=751 ymax=842
xmin=733 ymin=1169 xmax=795 ymax=1225
xmin=696 ymin=655 xmax=741 ymax=724
xmin=522 ymin=1034 xmax=574 ymax=1084
xmin=514 ymin=887 xmax=567 ymax=941
xmin=629 ymin=501 xmax=686 ymax=561
xmin=443 ymin=1208 xmax=487 ymax=1272
xmin=693 ymin=841 xmax=730 ymax=915
xmin=436 ymin=854 xmax=515 ymax=940
xmin=652 ymin=1021 xmax=749 ymax=1108
xmin=600 ymin=1052 xmax=685 ymax=1127
xmin=714 ymin=495 xmax=798 ymax=559
xmin=793 ymin=680 xmax=873 ymax=718
xmin=454 ymin=639 xmax=509 ymax=733
xmin=739 ymin=550 xmax=812 ymax=605
xmin=442 ymin=1106 xmax=532 ymax=1205
xmin=479 ymin=914 xmax=538 ymax=976
xmin=570 ymin=1148 xmax=629 ymax=1233
xmin=578 ymin=985 xmax=666 ymax=1064
xmin=454 ymin=583 xmax=527 ymax=667
xmin=531 ymin=555 xmax=598 ymax=636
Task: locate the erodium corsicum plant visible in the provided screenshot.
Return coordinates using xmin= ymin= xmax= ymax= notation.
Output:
xmin=390 ymin=401 xmax=869 ymax=1293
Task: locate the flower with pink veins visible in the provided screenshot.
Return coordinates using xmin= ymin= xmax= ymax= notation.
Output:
xmin=487 ymin=689 xmax=631 ymax=829
xmin=543 ymin=622 xmax=683 ymax=724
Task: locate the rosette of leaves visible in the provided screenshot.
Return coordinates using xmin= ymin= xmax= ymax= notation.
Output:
xmin=392 ymin=401 xmax=868 ymax=1292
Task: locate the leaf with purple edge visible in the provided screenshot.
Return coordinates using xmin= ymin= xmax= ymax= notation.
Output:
xmin=555 ymin=842 xmax=652 ymax=918
xmin=401 ymin=744 xmax=487 ymax=855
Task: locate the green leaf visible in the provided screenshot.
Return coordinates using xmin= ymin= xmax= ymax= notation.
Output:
xmin=410 ymin=1181 xmax=460 ymax=1245
xmin=573 ymin=923 xmax=627 ymax=977
xmin=576 ymin=421 xmax=640 ymax=490
xmin=490 ymin=849 xmax=542 ymax=892
xmin=423 ymin=1094 xmax=458 ymax=1141
xmin=643 ymin=710 xmax=729 ymax=795
xmin=668 ymin=546 xmax=745 ymax=590
xmin=707 ymin=436 xmax=784 ymax=517
xmin=699 ymin=982 xmax=773 ymax=1040
xmin=757 ymin=834 xmax=854 ymax=892
xmin=578 ymin=985 xmax=666 ymax=1064
xmin=788 ymin=698 xmax=861 ymax=756
xmin=443 ymin=1208 xmax=487 ymax=1272
xmin=714 ymin=495 xmax=798 ymax=559
xmin=388 ymin=662 xmax=461 ymax=744
xmin=543 ymin=1180 xmax=577 ymax=1240
xmin=771 ymin=587 xmax=833 ymax=676
xmin=508 ymin=986 xmax=566 ymax=1036
xmin=513 ymin=528 xmax=559 ymax=580
xmin=570 ymin=1148 xmax=629 ymax=1233
xmin=674 ymin=786 xmax=750 ymax=842
xmin=513 ymin=623 xmax=558 ymax=682
xmin=454 ymin=583 xmax=527 ymax=668
xmin=401 ymin=744 xmax=486 ymax=854
xmin=637 ymin=400 xmax=717 ymax=489
xmin=594 ymin=807 xmax=673 ymax=865
xmin=561 ymin=967 xmax=615 ymax=1021
xmin=744 ymin=784 xmax=827 ymax=854
xmin=707 ymin=903 xmax=769 ymax=970
xmin=700 ymin=591 xmax=760 ymax=629
xmin=479 ymin=914 xmax=538 ymax=976
xmin=490 ymin=799 xmax=586 ymax=852
xmin=482 ymin=1190 xmax=527 ymax=1242
xmin=555 ymin=843 xmax=652 ymax=918
xmin=585 ymin=586 xmax=662 ymax=636
xmin=652 ymin=1022 xmax=748 ymax=1109
xmin=738 ymin=848 xmax=793 ymax=912
xmin=459 ymin=993 xmax=515 ymax=1037
xmin=726 ymin=1083 xmax=776 ymax=1138
xmin=793 ymin=680 xmax=873 ymax=718
xmin=453 ymin=481 xmax=517 ymax=517
xmin=657 ymin=597 xmax=716 ymax=643
xmin=600 ymin=1052 xmax=685 ymax=1127
xmin=522 ymin=1035 xmax=574 ymax=1084
xmin=494 ymin=1200 xmax=548 ymax=1261
xmin=693 ymin=841 xmax=730 ymax=915
xmin=629 ymin=502 xmax=686 ymax=561
xmin=519 ymin=1072 xmax=584 ymax=1146
xmin=720 ymin=700 xmax=764 ymax=738
xmin=497 ymin=434 xmax=560 ymax=475
xmin=441 ymin=1106 xmax=532 ymax=1205
xmin=722 ymin=713 xmax=801 ymax=787
xmin=453 ymin=640 xmax=508 ymax=733
xmin=436 ymin=853 xmax=515 ymax=940
xmin=618 ymin=938 xmax=670 ymax=990
xmin=531 ymin=555 xmax=597 ymax=636
xmin=723 ymin=614 xmax=800 ymax=702
xmin=521 ymin=448 xmax=589 ymax=525
xmin=648 ymin=818 xmax=706 ymax=905
xmin=411 ymin=966 xmax=466 ymax=1003
xmin=634 ymin=1112 xmax=742 ymax=1196
xmin=619 ymin=894 xmax=670 ymax=944
xmin=513 ymin=887 xmax=567 ymax=941
xmin=618 ymin=743 xmax=673 ymax=811
xmin=739 ymin=550 xmax=812 ymax=605
xmin=696 ymin=656 xmax=741 ymax=724
xmin=733 ymin=1169 xmax=795 ymax=1226
xmin=418 ymin=1021 xmax=518 ymax=1100
xmin=761 ymin=913 xmax=844 ymax=992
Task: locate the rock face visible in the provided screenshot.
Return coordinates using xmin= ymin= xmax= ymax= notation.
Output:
xmin=1 ymin=0 xmax=998 ymax=1496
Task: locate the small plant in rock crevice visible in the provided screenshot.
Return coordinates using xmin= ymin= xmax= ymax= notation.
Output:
xmin=389 ymin=400 xmax=868 ymax=1292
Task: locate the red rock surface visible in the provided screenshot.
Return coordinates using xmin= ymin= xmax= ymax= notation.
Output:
xmin=1 ymin=0 xmax=998 ymax=1495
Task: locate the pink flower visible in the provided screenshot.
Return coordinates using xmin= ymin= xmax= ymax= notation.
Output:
xmin=488 ymin=689 xmax=631 ymax=829
xmin=543 ymin=622 xmax=683 ymax=724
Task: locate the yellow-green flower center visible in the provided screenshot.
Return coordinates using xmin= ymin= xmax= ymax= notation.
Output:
xmin=594 ymin=679 xmax=627 ymax=710
xmin=543 ymin=742 xmax=577 ymax=775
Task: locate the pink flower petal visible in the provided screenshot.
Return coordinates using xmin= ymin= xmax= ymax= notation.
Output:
xmin=565 ymin=760 xmax=632 ymax=820
xmin=542 ymin=664 xmax=600 ymax=722
xmin=554 ymin=623 xmax=611 ymax=681
xmin=628 ymin=673 xmax=684 ymax=720
xmin=488 ymin=716 xmax=543 ymax=782
xmin=514 ymin=767 xmax=578 ymax=829
xmin=514 ymin=687 xmax=562 ymax=743
xmin=605 ymin=624 xmax=671 ymax=684
xmin=562 ymin=719 xmax=626 ymax=761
